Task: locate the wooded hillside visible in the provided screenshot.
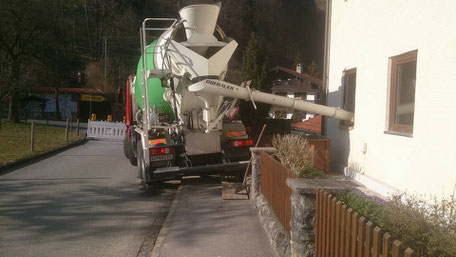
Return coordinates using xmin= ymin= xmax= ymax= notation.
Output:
xmin=0 ymin=0 xmax=325 ymax=120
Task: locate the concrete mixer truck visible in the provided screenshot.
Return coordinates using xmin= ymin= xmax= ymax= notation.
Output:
xmin=124 ymin=3 xmax=353 ymax=188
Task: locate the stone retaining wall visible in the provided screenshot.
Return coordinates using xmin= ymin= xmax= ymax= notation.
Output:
xmin=249 ymin=147 xmax=358 ymax=257
xmin=250 ymin=147 xmax=291 ymax=257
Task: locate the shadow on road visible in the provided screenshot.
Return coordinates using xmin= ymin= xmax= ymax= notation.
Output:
xmin=0 ymin=176 xmax=178 ymax=244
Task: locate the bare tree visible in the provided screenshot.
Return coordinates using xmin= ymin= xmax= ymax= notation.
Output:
xmin=0 ymin=1 xmax=48 ymax=122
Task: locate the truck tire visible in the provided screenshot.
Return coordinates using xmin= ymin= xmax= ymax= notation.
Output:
xmin=128 ymin=130 xmax=137 ymax=166
xmin=137 ymin=139 xmax=146 ymax=180
xmin=137 ymin=139 xmax=153 ymax=189
xmin=123 ymin=133 xmax=130 ymax=159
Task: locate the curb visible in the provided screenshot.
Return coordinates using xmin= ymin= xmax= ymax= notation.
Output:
xmin=0 ymin=137 xmax=88 ymax=175
xmin=150 ymin=183 xmax=184 ymax=257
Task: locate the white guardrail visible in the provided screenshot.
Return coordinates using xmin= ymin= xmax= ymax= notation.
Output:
xmin=87 ymin=120 xmax=126 ymax=140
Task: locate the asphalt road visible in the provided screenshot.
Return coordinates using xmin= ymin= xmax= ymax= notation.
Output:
xmin=0 ymin=140 xmax=177 ymax=257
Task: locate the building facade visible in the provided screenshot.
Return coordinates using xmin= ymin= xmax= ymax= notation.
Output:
xmin=326 ymin=0 xmax=456 ymax=198
xmin=31 ymin=87 xmax=113 ymax=121
xmin=270 ymin=66 xmax=322 ymax=121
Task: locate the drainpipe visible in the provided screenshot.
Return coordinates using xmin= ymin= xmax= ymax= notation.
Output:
xmin=321 ymin=0 xmax=332 ymax=136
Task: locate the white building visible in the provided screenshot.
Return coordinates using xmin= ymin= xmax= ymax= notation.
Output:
xmin=324 ymin=0 xmax=456 ymax=198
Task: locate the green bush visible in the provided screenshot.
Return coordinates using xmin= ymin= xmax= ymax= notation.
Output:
xmin=339 ymin=189 xmax=456 ymax=257
xmin=272 ymin=134 xmax=317 ymax=178
xmin=339 ymin=190 xmax=388 ymax=229
xmin=385 ymin=193 xmax=456 ymax=257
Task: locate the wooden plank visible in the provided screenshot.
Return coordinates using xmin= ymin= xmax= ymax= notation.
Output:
xmin=357 ymin=217 xmax=366 ymax=257
xmin=351 ymin=212 xmax=359 ymax=257
xmin=339 ymin=204 xmax=347 ymax=257
xmin=322 ymin=191 xmax=328 ymax=257
xmin=404 ymin=248 xmax=414 ymax=257
xmin=315 ymin=189 xmax=320 ymax=257
xmin=364 ymin=221 xmax=373 ymax=257
xmin=334 ymin=201 xmax=342 ymax=257
xmin=382 ymin=233 xmax=392 ymax=257
xmin=392 ymin=240 xmax=401 ymax=257
xmin=372 ymin=227 xmax=382 ymax=257
xmin=325 ymin=193 xmax=331 ymax=256
xmin=330 ymin=197 xmax=337 ymax=257
xmin=319 ymin=189 xmax=324 ymax=257
xmin=344 ymin=208 xmax=353 ymax=257
xmin=317 ymin=190 xmax=322 ymax=257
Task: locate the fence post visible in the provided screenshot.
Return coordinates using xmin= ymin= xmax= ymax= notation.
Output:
xmin=70 ymin=118 xmax=73 ymax=130
xmin=288 ymin=183 xmax=348 ymax=257
xmin=76 ymin=119 xmax=80 ymax=136
xmin=30 ymin=122 xmax=35 ymax=151
xmin=65 ymin=119 xmax=69 ymax=142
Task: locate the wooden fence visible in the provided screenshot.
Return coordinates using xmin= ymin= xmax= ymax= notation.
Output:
xmin=261 ymin=151 xmax=295 ymax=234
xmin=315 ymin=189 xmax=415 ymax=257
xmin=308 ymin=137 xmax=331 ymax=172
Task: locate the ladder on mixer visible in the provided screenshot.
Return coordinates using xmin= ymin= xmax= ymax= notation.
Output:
xmin=138 ymin=18 xmax=178 ymax=165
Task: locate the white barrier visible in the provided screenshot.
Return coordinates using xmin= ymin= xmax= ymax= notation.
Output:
xmin=87 ymin=120 xmax=126 ymax=140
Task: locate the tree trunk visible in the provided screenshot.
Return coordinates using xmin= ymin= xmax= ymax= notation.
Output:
xmin=55 ymin=88 xmax=61 ymax=120
xmin=8 ymin=93 xmax=19 ymax=123
xmin=82 ymin=0 xmax=94 ymax=59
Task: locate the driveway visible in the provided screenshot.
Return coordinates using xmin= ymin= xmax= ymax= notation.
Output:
xmin=0 ymin=140 xmax=177 ymax=257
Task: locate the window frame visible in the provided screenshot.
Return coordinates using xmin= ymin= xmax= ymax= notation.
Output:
xmin=339 ymin=68 xmax=356 ymax=129
xmin=342 ymin=68 xmax=357 ymax=112
xmin=387 ymin=50 xmax=417 ymax=135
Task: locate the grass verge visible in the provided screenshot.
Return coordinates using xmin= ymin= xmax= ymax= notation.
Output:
xmin=0 ymin=121 xmax=84 ymax=167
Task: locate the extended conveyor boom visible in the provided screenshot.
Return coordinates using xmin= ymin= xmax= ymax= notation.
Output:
xmin=188 ymin=79 xmax=354 ymax=122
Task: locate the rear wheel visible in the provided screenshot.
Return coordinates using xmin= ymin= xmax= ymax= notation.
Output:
xmin=137 ymin=139 xmax=152 ymax=190
xmin=137 ymin=139 xmax=146 ymax=180
xmin=123 ymin=133 xmax=130 ymax=159
xmin=128 ymin=130 xmax=137 ymax=166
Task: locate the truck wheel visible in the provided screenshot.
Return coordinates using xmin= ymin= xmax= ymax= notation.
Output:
xmin=137 ymin=139 xmax=146 ymax=181
xmin=143 ymin=182 xmax=154 ymax=191
xmin=123 ymin=133 xmax=130 ymax=159
xmin=128 ymin=130 xmax=137 ymax=166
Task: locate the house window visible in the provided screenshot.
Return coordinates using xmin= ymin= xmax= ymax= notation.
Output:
xmin=388 ymin=50 xmax=417 ymax=135
xmin=343 ymin=68 xmax=356 ymax=112
xmin=340 ymin=68 xmax=356 ymax=128
xmin=294 ymin=92 xmax=307 ymax=100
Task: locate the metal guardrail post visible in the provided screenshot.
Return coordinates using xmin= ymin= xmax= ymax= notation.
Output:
xmin=30 ymin=122 xmax=35 ymax=151
xmin=76 ymin=119 xmax=80 ymax=136
xmin=65 ymin=119 xmax=69 ymax=142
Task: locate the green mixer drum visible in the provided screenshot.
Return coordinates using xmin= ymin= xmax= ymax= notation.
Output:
xmin=134 ymin=41 xmax=174 ymax=120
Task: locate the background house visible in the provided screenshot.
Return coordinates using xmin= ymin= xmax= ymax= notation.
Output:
xmin=325 ymin=0 xmax=456 ymax=198
xmin=30 ymin=87 xmax=114 ymax=121
xmin=270 ymin=65 xmax=322 ymax=121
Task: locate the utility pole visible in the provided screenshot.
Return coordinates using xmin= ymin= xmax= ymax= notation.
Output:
xmin=30 ymin=122 xmax=35 ymax=151
xmin=76 ymin=119 xmax=80 ymax=136
xmin=65 ymin=119 xmax=69 ymax=142
xmin=104 ymin=36 xmax=108 ymax=90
